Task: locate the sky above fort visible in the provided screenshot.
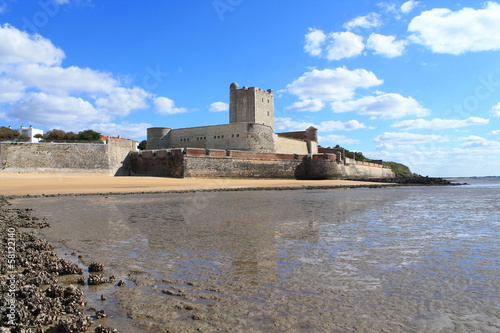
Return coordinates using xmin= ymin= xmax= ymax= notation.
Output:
xmin=0 ymin=0 xmax=499 ymax=177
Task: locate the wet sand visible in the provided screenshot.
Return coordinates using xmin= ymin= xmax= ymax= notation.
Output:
xmin=8 ymin=181 xmax=500 ymax=332
xmin=0 ymin=173 xmax=392 ymax=196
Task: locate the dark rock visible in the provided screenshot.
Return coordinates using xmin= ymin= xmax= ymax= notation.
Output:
xmin=95 ymin=309 xmax=107 ymax=319
xmin=88 ymin=275 xmax=107 ymax=285
xmin=88 ymin=261 xmax=104 ymax=272
xmin=95 ymin=325 xmax=118 ymax=333
xmin=57 ymin=313 xmax=93 ymax=333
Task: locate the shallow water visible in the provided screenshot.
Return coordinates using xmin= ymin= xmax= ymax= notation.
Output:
xmin=14 ymin=179 xmax=500 ymax=332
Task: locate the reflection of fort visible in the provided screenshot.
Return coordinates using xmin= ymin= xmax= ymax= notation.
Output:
xmin=117 ymin=190 xmax=400 ymax=286
xmin=122 ymin=192 xmax=324 ymax=285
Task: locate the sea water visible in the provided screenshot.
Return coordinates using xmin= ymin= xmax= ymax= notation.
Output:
xmin=14 ymin=178 xmax=500 ymax=332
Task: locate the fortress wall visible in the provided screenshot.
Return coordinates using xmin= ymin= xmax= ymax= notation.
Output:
xmin=129 ymin=150 xmax=184 ymax=177
xmin=295 ymin=159 xmax=394 ymax=180
xmin=129 ymin=149 xmax=303 ymax=178
xmin=148 ymin=123 xmax=275 ymax=152
xmin=183 ymin=156 xmax=301 ymax=178
xmin=274 ymin=136 xmax=309 ymax=155
xmin=129 ymin=149 xmax=394 ymax=179
xmin=346 ymin=163 xmax=394 ymax=179
xmin=0 ymin=141 xmax=135 ymax=175
xmin=105 ymin=139 xmax=140 ymax=176
xmin=0 ymin=143 xmax=110 ymax=174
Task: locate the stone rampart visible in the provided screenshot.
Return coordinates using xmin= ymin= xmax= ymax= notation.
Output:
xmin=273 ymin=136 xmax=310 ymax=155
xmin=0 ymin=140 xmax=135 ymax=175
xmin=129 ymin=149 xmax=395 ymax=179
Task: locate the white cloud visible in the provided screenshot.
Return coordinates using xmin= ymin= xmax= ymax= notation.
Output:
xmin=490 ymin=130 xmax=500 ymax=135
xmin=275 ymin=117 xmax=368 ymax=132
xmin=95 ymin=87 xmax=150 ymax=116
xmin=326 ymin=31 xmax=365 ymax=61
xmin=287 ymin=99 xmax=324 ymax=112
xmin=0 ymin=24 xmax=65 ymax=66
xmin=374 ymin=132 xmax=447 ymax=144
xmin=375 ymin=143 xmax=416 ymax=151
xmin=0 ymin=2 xmax=7 ymax=14
xmin=209 ymin=101 xmax=229 ymax=112
xmin=491 ymin=102 xmax=500 ymax=117
xmin=459 ymin=135 xmax=500 ymax=149
xmin=317 ymin=120 xmax=368 ymax=132
xmin=0 ymin=78 xmax=25 ymax=103
xmin=154 ymin=97 xmax=188 ymax=115
xmin=344 ymin=12 xmax=381 ymax=30
xmin=8 ymin=64 xmax=118 ymax=96
xmin=401 ymin=1 xmax=419 ymax=14
xmin=285 ymin=67 xmax=383 ymax=102
xmin=89 ymin=122 xmax=151 ymax=139
xmin=304 ymin=28 xmax=327 ymax=57
xmin=10 ymin=92 xmax=105 ymax=128
xmin=392 ymin=117 xmax=489 ymax=130
xmin=54 ymin=0 xmax=71 ymax=4
xmin=408 ymin=2 xmax=500 ymax=54
xmin=319 ymin=134 xmax=359 ymax=146
xmin=332 ymin=93 xmax=429 ymax=119
xmin=275 ymin=117 xmax=315 ymax=131
xmin=378 ymin=2 xmax=399 ymax=15
xmin=304 ymin=29 xmax=365 ymax=61
xmin=366 ymin=33 xmax=406 ymax=58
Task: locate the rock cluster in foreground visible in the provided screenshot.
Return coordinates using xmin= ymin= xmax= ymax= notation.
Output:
xmin=0 ymin=197 xmax=117 ymax=333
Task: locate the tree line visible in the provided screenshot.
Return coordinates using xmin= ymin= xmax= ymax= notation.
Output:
xmin=0 ymin=127 xmax=30 ymax=141
xmin=0 ymin=127 xmax=102 ymax=142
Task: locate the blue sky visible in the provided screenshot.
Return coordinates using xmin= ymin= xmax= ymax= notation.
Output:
xmin=1 ymin=0 xmax=499 ymax=177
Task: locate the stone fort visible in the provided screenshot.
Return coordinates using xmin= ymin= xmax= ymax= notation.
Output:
xmin=146 ymin=83 xmax=319 ymax=155
xmin=134 ymin=83 xmax=394 ymax=179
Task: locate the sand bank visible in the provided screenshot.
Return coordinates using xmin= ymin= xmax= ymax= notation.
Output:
xmin=0 ymin=173 xmax=393 ymax=196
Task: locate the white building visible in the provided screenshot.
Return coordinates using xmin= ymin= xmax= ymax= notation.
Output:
xmin=16 ymin=126 xmax=44 ymax=143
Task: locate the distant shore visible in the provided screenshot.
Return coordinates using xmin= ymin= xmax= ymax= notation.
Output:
xmin=0 ymin=173 xmax=408 ymax=198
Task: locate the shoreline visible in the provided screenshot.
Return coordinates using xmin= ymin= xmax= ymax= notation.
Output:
xmin=0 ymin=173 xmax=458 ymax=199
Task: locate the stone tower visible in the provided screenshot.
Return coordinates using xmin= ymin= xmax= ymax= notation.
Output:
xmin=229 ymin=82 xmax=274 ymax=130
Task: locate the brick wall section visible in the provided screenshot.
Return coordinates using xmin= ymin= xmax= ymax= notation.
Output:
xmin=228 ymin=151 xmax=297 ymax=160
xmin=206 ymin=149 xmax=226 ymax=157
xmin=185 ymin=148 xmax=206 ymax=157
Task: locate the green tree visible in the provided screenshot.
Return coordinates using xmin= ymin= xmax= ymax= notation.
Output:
xmin=18 ymin=135 xmax=30 ymax=142
xmin=0 ymin=126 xmax=21 ymax=141
xmin=137 ymin=140 xmax=147 ymax=150
xmin=44 ymin=129 xmax=67 ymax=141
xmin=64 ymin=131 xmax=78 ymax=140
xmin=77 ymin=129 xmax=102 ymax=141
xmin=383 ymin=162 xmax=412 ymax=175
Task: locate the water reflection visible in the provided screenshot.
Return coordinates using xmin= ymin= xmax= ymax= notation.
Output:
xmin=13 ymin=182 xmax=500 ymax=332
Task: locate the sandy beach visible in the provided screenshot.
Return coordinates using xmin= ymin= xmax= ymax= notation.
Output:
xmin=0 ymin=173 xmax=391 ymax=196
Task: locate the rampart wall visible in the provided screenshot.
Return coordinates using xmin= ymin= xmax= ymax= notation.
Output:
xmin=129 ymin=148 xmax=395 ymax=179
xmin=273 ymin=136 xmax=310 ymax=155
xmin=0 ymin=139 xmax=135 ymax=175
